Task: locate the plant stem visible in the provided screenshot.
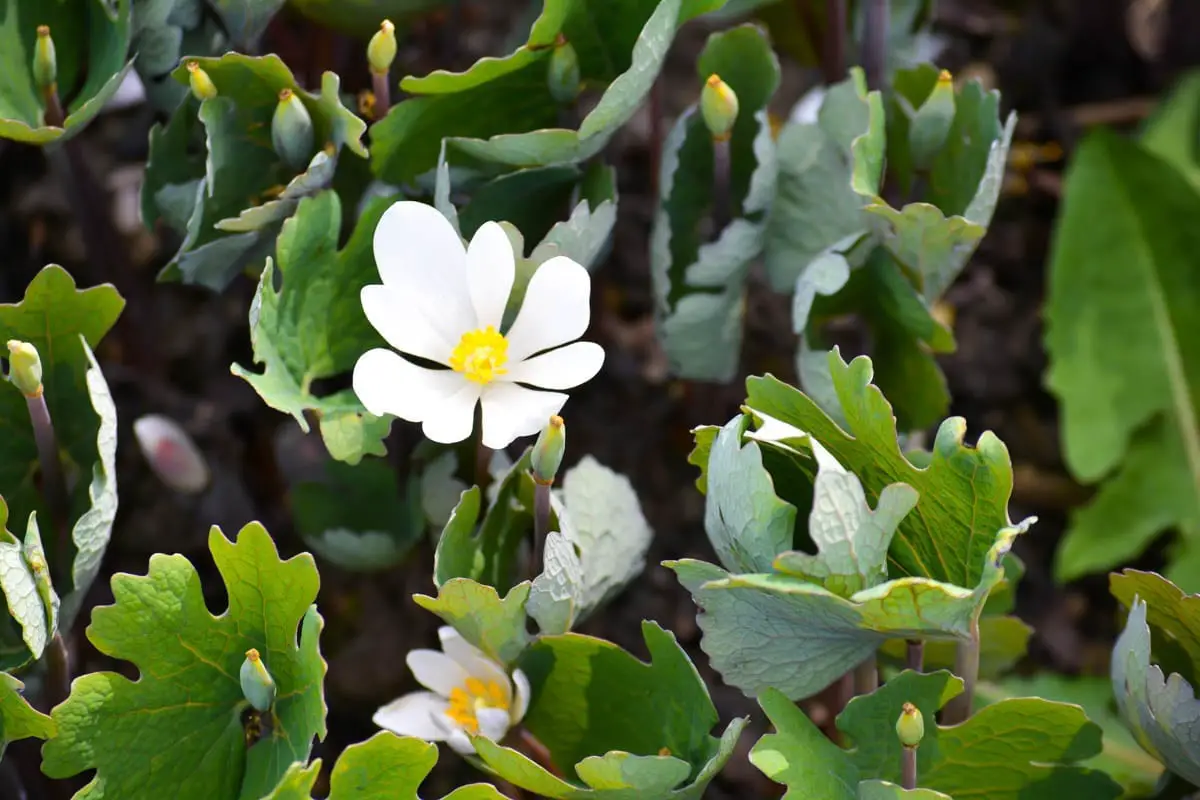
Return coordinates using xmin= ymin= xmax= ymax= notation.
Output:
xmin=854 ymin=653 xmax=877 ymax=695
xmin=942 ymin=628 xmax=980 ymax=724
xmin=906 ymin=639 xmax=924 ymax=671
xmin=24 ymin=393 xmax=71 ymax=587
xmin=45 ymin=632 xmax=70 ymax=710
xmin=532 ymin=480 xmax=551 ymax=579
xmin=650 ymin=79 xmax=663 ymax=197
xmin=902 ymin=746 xmax=918 ymax=789
xmin=371 ymin=71 xmax=391 ymax=118
xmin=474 ymin=439 xmax=492 ymax=494
xmin=711 ymin=137 xmax=732 ymax=238
xmin=821 ymin=0 xmax=848 ymax=83
xmin=861 ymin=0 xmax=890 ymax=91
xmin=518 ymin=727 xmax=563 ymax=778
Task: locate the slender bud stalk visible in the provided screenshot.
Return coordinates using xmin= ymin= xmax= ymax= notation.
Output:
xmin=854 ymin=653 xmax=877 ymax=695
xmin=45 ymin=633 xmax=70 ymax=710
xmin=942 ymin=626 xmax=980 ymax=724
xmin=906 ymin=639 xmax=924 ymax=671
xmin=368 ymin=20 xmax=396 ymax=117
xmin=861 ymin=0 xmax=890 ymax=91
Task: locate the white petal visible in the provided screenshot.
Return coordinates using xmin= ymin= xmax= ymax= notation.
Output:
xmin=407 ymin=649 xmax=470 ymax=696
xmin=438 ymin=629 xmax=511 ymax=700
xmin=421 ymin=381 xmax=482 ymax=444
xmin=373 ymin=691 xmax=450 ymax=740
xmin=361 ymin=284 xmax=456 ymax=365
xmin=506 ymin=341 xmax=605 ymax=390
xmin=504 ymin=255 xmax=592 ymax=361
xmin=445 ymin=727 xmax=476 ymax=755
xmin=476 ymin=707 xmax=512 ymax=743
xmin=352 ymin=349 xmax=465 ymax=422
xmin=466 ymin=221 xmax=515 ymax=330
xmin=511 ymin=668 xmax=531 ymax=724
xmin=372 ymin=200 xmax=475 ymax=336
xmin=479 ymin=383 xmax=567 ymax=450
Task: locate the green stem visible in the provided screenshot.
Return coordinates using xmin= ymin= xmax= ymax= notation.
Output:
xmin=822 ymin=0 xmax=848 ymax=83
xmin=906 ymin=639 xmax=924 ymax=671
xmin=943 ymin=628 xmax=980 ymax=724
xmin=861 ymin=0 xmax=889 ymax=91
xmin=24 ymin=392 xmax=71 ymax=587
xmin=902 ymin=745 xmax=918 ymax=789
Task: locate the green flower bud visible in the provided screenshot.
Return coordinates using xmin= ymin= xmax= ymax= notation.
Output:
xmin=700 ymin=74 xmax=738 ymax=142
xmin=368 ymin=19 xmax=397 ymax=74
xmin=271 ymin=89 xmax=315 ymax=170
xmin=186 ymin=60 xmax=217 ymax=101
xmin=908 ymin=69 xmax=956 ymax=171
xmin=547 ymin=34 xmax=580 ymax=104
xmin=240 ymin=648 xmax=276 ymax=712
xmin=32 ymin=26 xmax=56 ymax=91
xmin=7 ymin=340 xmax=42 ymax=397
xmin=531 ymin=415 xmax=566 ymax=484
xmin=896 ymin=702 xmax=925 ymax=748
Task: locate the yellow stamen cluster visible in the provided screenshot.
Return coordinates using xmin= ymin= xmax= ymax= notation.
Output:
xmin=450 ymin=327 xmax=509 ymax=384
xmin=444 ymin=677 xmax=510 ymax=733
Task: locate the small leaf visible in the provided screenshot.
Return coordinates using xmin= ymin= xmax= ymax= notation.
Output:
xmin=0 ymin=672 xmax=54 ymax=759
xmin=529 ymin=163 xmax=619 ymax=271
xmin=232 ymin=191 xmax=393 ymax=465
xmin=528 ymin=531 xmax=583 ymax=635
xmin=0 ymin=498 xmax=57 ymax=668
xmin=413 ymin=578 xmax=531 ymax=667
xmin=1046 ymin=128 xmax=1200 ymax=588
xmin=753 ymin=671 xmax=1123 ymax=799
xmin=41 ymin=522 xmax=326 ymax=799
xmin=475 ymin=621 xmax=745 ymax=798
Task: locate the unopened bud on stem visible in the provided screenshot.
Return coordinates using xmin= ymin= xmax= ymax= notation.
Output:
xmin=272 ymin=88 xmax=315 ymax=170
xmin=896 ymin=702 xmax=925 ymax=748
xmin=186 ymin=61 xmax=217 ymax=101
xmin=700 ymin=74 xmax=738 ymax=142
xmin=240 ymin=648 xmax=276 ymax=712
xmin=368 ymin=20 xmax=397 ymax=74
xmin=547 ymin=34 xmax=581 ymax=104
xmin=7 ymin=341 xmax=43 ymax=398
xmin=531 ymin=415 xmax=566 ymax=484
xmin=33 ymin=26 xmax=56 ymax=91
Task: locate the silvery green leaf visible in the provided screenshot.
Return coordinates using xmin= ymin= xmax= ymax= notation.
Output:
xmin=0 ymin=502 xmax=51 ymax=665
xmin=528 ymin=531 xmax=584 ymax=635
xmin=555 ymin=456 xmax=652 ymax=619
xmin=1113 ymin=596 xmax=1200 ymax=786
xmin=215 ymin=148 xmax=338 ymax=233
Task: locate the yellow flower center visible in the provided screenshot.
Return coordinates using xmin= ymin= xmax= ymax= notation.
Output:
xmin=449 ymin=326 xmax=509 ymax=384
xmin=444 ymin=677 xmax=510 ymax=734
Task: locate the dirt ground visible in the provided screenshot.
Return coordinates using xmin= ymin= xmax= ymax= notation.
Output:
xmin=2 ymin=0 xmax=1198 ymax=796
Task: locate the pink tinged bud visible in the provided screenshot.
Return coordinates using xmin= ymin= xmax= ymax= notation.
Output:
xmin=133 ymin=414 xmax=210 ymax=493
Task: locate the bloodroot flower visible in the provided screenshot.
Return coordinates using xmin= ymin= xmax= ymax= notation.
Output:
xmin=373 ymin=626 xmax=531 ymax=755
xmin=352 ymin=201 xmax=604 ymax=449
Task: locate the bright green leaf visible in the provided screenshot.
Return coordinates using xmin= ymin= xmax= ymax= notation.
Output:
xmin=1140 ymin=69 xmax=1200 ymax=191
xmin=1046 ymin=128 xmax=1200 ymax=588
xmin=0 ymin=672 xmax=54 ymax=759
xmin=41 ymin=522 xmax=326 ymax=799
xmin=232 ymin=191 xmax=394 ymax=465
xmin=413 ymin=578 xmax=531 ymax=667
xmin=0 ymin=497 xmax=57 ymax=669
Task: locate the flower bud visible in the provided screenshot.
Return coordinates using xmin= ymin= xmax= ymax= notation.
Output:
xmin=531 ymin=415 xmax=565 ymax=484
xmin=700 ymin=74 xmax=738 ymax=142
xmin=240 ymin=648 xmax=276 ymax=712
xmin=33 ymin=26 xmax=56 ymax=91
xmin=6 ymin=340 xmax=42 ymax=397
xmin=186 ymin=61 xmax=217 ymax=101
xmin=133 ymin=414 xmax=211 ymax=494
xmin=547 ymin=34 xmax=580 ymax=104
xmin=368 ymin=20 xmax=397 ymax=75
xmin=271 ymin=88 xmax=315 ymax=170
xmin=896 ymin=702 xmax=925 ymax=748
xmin=908 ymin=69 xmax=956 ymax=171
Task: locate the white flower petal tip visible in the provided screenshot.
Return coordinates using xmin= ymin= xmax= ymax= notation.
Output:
xmin=383 ymin=628 xmax=528 ymax=755
xmin=358 ymin=210 xmax=602 ymax=449
xmin=133 ymin=414 xmax=210 ymax=494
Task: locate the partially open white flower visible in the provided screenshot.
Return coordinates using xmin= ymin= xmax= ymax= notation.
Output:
xmin=373 ymin=626 xmax=531 ymax=755
xmin=352 ymin=202 xmax=605 ymax=449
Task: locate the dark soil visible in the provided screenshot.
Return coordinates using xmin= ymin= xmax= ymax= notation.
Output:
xmin=2 ymin=1 xmax=1199 ymax=797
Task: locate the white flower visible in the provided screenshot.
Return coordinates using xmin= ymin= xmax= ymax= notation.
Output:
xmin=352 ymin=202 xmax=605 ymax=449
xmin=373 ymin=626 xmax=531 ymax=755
